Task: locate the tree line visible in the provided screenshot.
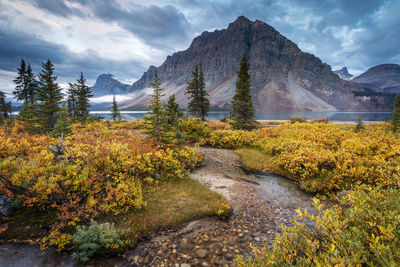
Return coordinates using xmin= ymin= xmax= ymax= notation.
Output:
xmin=144 ymin=54 xmax=256 ymax=145
xmin=0 ymin=59 xmax=97 ymax=136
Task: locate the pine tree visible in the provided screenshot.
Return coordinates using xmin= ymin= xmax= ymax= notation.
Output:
xmin=67 ymin=82 xmax=78 ymax=119
xmin=75 ymin=72 xmax=93 ymax=122
xmin=166 ymin=94 xmax=183 ymax=126
xmin=13 ymin=59 xmax=37 ymax=104
xmin=111 ymin=95 xmax=121 ymax=121
xmin=185 ymin=64 xmax=210 ymax=121
xmin=231 ymin=54 xmax=256 ymax=130
xmin=144 ymin=72 xmax=170 ymax=144
xmin=392 ymin=93 xmax=400 ymax=132
xmin=37 ymin=60 xmax=63 ymax=132
xmin=51 ymin=104 xmax=71 ymax=138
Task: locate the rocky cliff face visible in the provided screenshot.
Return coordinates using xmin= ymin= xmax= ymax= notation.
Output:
xmin=123 ymin=16 xmax=385 ymax=111
xmin=91 ymin=74 xmax=132 ymax=97
xmin=333 ymin=67 xmax=354 ymax=80
xmin=352 ymin=64 xmax=400 ymax=94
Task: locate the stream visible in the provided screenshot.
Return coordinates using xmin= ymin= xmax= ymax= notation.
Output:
xmin=0 ymin=148 xmax=318 ymax=267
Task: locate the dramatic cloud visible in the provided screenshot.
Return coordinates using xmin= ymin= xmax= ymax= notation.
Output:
xmin=0 ymin=0 xmax=399 ymax=93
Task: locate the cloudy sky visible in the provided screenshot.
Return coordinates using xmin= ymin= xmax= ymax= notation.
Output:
xmin=1 ymin=0 xmax=399 ymax=95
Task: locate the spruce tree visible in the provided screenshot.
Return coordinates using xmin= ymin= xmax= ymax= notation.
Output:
xmin=26 ymin=64 xmax=38 ymax=104
xmin=13 ymin=59 xmax=27 ymax=102
xmin=75 ymin=72 xmax=93 ymax=122
xmin=67 ymin=83 xmax=78 ymax=119
xmin=354 ymin=116 xmax=365 ymax=132
xmin=144 ymin=72 xmax=169 ymax=144
xmin=37 ymin=60 xmax=63 ymax=132
xmin=185 ymin=64 xmax=210 ymax=121
xmin=111 ymin=95 xmax=121 ymax=121
xmin=0 ymin=91 xmax=12 ymax=120
xmin=231 ymin=54 xmax=256 ymax=130
xmin=13 ymin=59 xmax=37 ymax=104
xmin=51 ymin=104 xmax=71 ymax=138
xmin=392 ymin=93 xmax=400 ymax=132
xmin=166 ymin=94 xmax=183 ymax=126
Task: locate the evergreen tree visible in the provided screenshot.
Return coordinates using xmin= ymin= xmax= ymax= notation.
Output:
xmin=18 ymin=102 xmax=41 ymax=134
xmin=144 ymin=72 xmax=169 ymax=143
xmin=392 ymin=93 xmax=400 ymax=132
xmin=67 ymin=82 xmax=78 ymax=119
xmin=37 ymin=60 xmax=63 ymax=132
xmin=75 ymin=72 xmax=93 ymax=122
xmin=185 ymin=64 xmax=210 ymax=121
xmin=165 ymin=94 xmax=183 ymax=126
xmin=13 ymin=59 xmax=27 ymax=102
xmin=198 ymin=64 xmax=210 ymax=121
xmin=231 ymin=54 xmax=256 ymax=130
xmin=354 ymin=117 xmax=365 ymax=132
xmin=13 ymin=59 xmax=37 ymax=104
xmin=0 ymin=91 xmax=12 ymax=120
xmin=111 ymin=95 xmax=121 ymax=121
xmin=26 ymin=64 xmax=38 ymax=104
xmin=51 ymin=104 xmax=71 ymax=138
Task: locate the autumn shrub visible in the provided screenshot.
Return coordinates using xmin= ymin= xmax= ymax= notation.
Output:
xmin=233 ymin=184 xmax=400 ymax=266
xmin=246 ymin=122 xmax=400 ymax=192
xmin=72 ymin=220 xmax=124 ymax=262
xmin=178 ymin=118 xmax=211 ymax=142
xmin=201 ymin=129 xmax=258 ymax=148
xmin=0 ymin=121 xmax=202 ymax=251
xmin=290 ymin=116 xmax=307 ymax=123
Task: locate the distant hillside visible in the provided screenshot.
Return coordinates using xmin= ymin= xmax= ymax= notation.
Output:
xmin=352 ymin=64 xmax=400 ymax=94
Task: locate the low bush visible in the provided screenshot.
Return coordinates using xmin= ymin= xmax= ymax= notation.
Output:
xmin=234 ymin=184 xmax=400 ymax=266
xmin=72 ymin=220 xmax=124 ymax=262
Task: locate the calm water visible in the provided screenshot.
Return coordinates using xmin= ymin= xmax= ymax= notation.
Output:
xmin=87 ymin=111 xmax=392 ymax=121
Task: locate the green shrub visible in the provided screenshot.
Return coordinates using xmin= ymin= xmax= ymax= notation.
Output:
xmin=234 ymin=184 xmax=400 ymax=266
xmin=290 ymin=116 xmax=307 ymax=124
xmin=72 ymin=220 xmax=124 ymax=262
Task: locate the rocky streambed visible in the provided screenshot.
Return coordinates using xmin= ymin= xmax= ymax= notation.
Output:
xmin=0 ymin=147 xmax=317 ymax=267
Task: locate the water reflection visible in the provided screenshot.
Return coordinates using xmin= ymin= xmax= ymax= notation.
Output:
xmin=87 ymin=111 xmax=392 ymax=121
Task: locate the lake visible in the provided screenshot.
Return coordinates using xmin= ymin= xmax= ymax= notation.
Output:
xmin=88 ymin=111 xmax=392 ymax=122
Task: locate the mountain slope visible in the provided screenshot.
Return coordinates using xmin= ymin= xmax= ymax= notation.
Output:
xmin=123 ymin=16 xmax=387 ymax=111
xmin=352 ymin=64 xmax=400 ymax=94
xmin=91 ymin=74 xmax=132 ymax=97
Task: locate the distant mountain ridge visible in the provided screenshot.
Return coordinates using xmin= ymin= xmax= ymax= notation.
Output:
xmin=121 ymin=16 xmax=390 ymax=111
xmin=352 ymin=64 xmax=400 ymax=94
xmin=91 ymin=74 xmax=132 ymax=97
xmin=333 ymin=67 xmax=353 ymax=80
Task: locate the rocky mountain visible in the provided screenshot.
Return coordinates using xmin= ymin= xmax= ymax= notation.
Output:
xmin=123 ymin=16 xmax=391 ymax=111
xmin=352 ymin=64 xmax=400 ymax=94
xmin=333 ymin=67 xmax=353 ymax=80
xmin=91 ymin=74 xmax=132 ymax=97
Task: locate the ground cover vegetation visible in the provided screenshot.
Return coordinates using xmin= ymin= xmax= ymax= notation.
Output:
xmin=173 ymin=118 xmax=400 ymax=265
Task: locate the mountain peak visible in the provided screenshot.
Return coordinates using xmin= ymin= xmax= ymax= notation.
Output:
xmin=333 ymin=67 xmax=353 ymax=80
xmin=127 ymin=17 xmax=388 ymax=111
xmin=228 ymin=16 xmax=252 ymax=28
xmin=91 ymin=74 xmax=131 ymax=97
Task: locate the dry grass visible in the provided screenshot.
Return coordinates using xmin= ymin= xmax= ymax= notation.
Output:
xmin=108 ymin=176 xmax=231 ymax=247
